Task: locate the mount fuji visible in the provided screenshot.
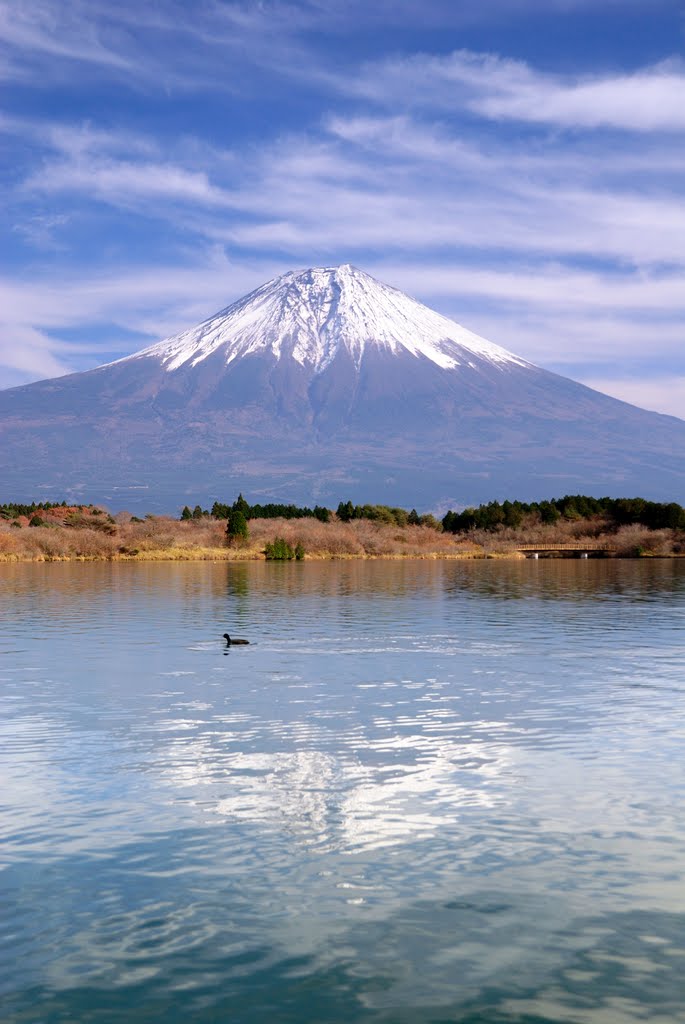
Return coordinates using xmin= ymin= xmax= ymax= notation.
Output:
xmin=1 ymin=264 xmax=684 ymax=512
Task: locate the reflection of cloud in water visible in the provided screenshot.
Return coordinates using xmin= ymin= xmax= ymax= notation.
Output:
xmin=162 ymin=730 xmax=505 ymax=854
xmin=3 ymin=559 xmax=685 ymax=1024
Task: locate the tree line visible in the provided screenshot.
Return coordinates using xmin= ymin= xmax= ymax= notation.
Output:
xmin=0 ymin=500 xmax=69 ymax=519
xmin=3 ymin=494 xmax=684 ymax=535
xmin=442 ymin=495 xmax=685 ymax=533
xmin=335 ymin=501 xmax=440 ymax=529
xmin=181 ymin=494 xmax=330 ymax=524
xmin=180 ymin=492 xmax=685 ymax=535
xmin=181 ymin=496 xmax=442 ymax=531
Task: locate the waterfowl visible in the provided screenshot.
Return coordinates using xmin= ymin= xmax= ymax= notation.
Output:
xmin=223 ymin=633 xmax=250 ymax=645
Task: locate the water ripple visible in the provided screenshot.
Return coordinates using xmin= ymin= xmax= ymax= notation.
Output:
xmin=1 ymin=560 xmax=685 ymax=1022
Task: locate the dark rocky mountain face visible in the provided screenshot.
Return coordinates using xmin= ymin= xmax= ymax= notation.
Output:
xmin=1 ymin=264 xmax=684 ymax=513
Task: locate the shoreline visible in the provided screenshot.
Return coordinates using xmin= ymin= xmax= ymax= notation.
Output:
xmin=2 ymin=510 xmax=683 ymax=561
xmin=1 ymin=549 xmax=682 ymax=564
xmin=0 ymin=550 xmax=483 ymax=563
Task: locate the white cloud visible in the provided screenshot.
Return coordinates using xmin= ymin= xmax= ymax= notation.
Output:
xmin=476 ymin=63 xmax=685 ymax=132
xmin=14 ymin=111 xmax=685 ymax=272
xmin=350 ymin=50 xmax=685 ymax=133
xmin=25 ymin=158 xmax=235 ymax=209
xmin=0 ymin=1 xmax=130 ymax=67
xmin=580 ymin=376 xmax=685 ymax=420
xmin=202 ymin=121 xmax=685 ymax=268
xmin=0 ymin=0 xmax=330 ymax=92
xmin=463 ymin=310 xmax=685 ymax=369
xmin=0 ymin=248 xmax=290 ymax=385
xmin=0 ymin=323 xmax=74 ymax=380
xmin=12 ymin=212 xmax=70 ymax=250
xmin=368 ymin=261 xmax=685 ymax=316
xmin=0 ymin=253 xmax=270 ymax=332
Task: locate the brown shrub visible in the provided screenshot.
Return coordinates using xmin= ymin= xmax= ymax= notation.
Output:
xmin=0 ymin=509 xmax=680 ymax=561
xmin=246 ymin=517 xmax=467 ymax=558
xmin=0 ymin=531 xmax=20 ymax=556
xmin=611 ymin=524 xmax=674 ymax=557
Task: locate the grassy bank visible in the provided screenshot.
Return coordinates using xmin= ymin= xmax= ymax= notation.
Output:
xmin=0 ymin=512 xmax=479 ymax=562
xmin=0 ymin=505 xmax=684 ymax=561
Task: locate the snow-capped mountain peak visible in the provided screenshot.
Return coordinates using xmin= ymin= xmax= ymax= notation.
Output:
xmin=129 ymin=264 xmax=529 ymax=375
xmin=4 ymin=264 xmax=685 ymax=514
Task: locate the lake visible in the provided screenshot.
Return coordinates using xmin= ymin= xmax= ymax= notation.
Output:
xmin=1 ymin=559 xmax=685 ymax=1023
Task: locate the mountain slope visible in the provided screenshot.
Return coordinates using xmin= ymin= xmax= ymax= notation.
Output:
xmin=1 ymin=264 xmax=684 ymax=512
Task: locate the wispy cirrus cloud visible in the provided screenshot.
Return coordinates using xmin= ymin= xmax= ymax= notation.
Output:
xmin=20 ymin=112 xmax=685 ymax=268
xmin=0 ymin=0 xmax=334 ymax=92
xmin=348 ymin=50 xmax=685 ymax=132
xmin=582 ymin=376 xmax=685 ymax=419
xmin=474 ymin=60 xmax=685 ymax=132
xmin=7 ymin=118 xmax=240 ymax=215
xmin=25 ymin=158 xmax=235 ymax=210
xmin=0 ymin=324 xmax=77 ymax=384
xmin=210 ymin=127 xmax=685 ymax=273
xmin=0 ymin=0 xmax=134 ymax=72
xmin=0 ymin=248 xmax=286 ymax=372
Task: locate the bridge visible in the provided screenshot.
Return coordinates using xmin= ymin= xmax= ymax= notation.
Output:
xmin=515 ymin=543 xmax=615 ymax=558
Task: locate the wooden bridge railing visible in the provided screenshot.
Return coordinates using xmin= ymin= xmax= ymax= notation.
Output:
xmin=516 ymin=543 xmax=614 ymax=552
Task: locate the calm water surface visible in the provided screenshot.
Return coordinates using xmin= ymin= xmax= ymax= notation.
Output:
xmin=1 ymin=560 xmax=684 ymax=1022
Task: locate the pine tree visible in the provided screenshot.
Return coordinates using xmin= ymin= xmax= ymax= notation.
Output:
xmin=226 ymin=510 xmax=249 ymax=544
xmin=336 ymin=500 xmax=354 ymax=522
xmin=232 ymin=493 xmax=251 ymax=517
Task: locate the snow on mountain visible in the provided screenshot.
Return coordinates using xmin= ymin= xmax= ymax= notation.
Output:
xmin=127 ymin=264 xmax=530 ymax=375
xmin=2 ymin=262 xmax=685 ymax=513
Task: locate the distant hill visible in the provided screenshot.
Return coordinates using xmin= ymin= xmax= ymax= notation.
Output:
xmin=1 ymin=264 xmax=684 ymax=512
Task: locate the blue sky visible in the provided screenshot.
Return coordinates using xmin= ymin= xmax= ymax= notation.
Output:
xmin=1 ymin=0 xmax=684 ymax=417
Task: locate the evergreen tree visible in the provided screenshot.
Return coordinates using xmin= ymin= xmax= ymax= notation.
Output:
xmin=264 ymin=537 xmax=301 ymax=560
xmin=226 ymin=510 xmax=249 ymax=544
xmin=336 ymin=500 xmax=354 ymax=522
xmin=502 ymin=500 xmax=523 ymax=528
xmin=232 ymin=493 xmax=251 ymax=517
xmin=538 ymin=501 xmax=560 ymax=524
